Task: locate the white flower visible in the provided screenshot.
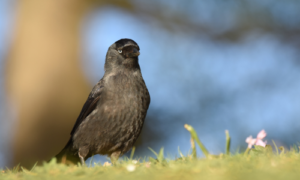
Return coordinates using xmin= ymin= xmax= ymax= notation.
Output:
xmin=103 ymin=162 xmax=112 ymax=166
xmin=132 ymin=160 xmax=138 ymax=164
xmin=126 ymin=164 xmax=136 ymax=172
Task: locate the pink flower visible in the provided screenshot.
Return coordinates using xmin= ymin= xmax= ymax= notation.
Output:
xmin=145 ymin=162 xmax=151 ymax=168
xmin=245 ymin=130 xmax=267 ymax=148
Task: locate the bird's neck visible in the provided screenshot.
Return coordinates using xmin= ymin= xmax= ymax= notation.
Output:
xmin=105 ymin=64 xmax=141 ymax=77
xmin=105 ymin=58 xmax=140 ymax=73
xmin=122 ymin=57 xmax=140 ymax=70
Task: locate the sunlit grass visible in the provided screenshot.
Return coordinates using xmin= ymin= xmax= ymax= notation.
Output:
xmin=1 ymin=124 xmax=300 ymax=180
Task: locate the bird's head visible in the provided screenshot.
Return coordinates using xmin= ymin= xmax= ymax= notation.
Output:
xmin=105 ymin=39 xmax=141 ymax=72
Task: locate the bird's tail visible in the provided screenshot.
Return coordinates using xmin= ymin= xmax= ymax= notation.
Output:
xmin=53 ymin=138 xmax=80 ymax=165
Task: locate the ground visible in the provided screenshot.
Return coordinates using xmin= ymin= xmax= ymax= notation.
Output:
xmin=2 ymin=125 xmax=299 ymax=180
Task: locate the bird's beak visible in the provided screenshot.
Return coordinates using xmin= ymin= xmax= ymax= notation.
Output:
xmin=132 ymin=48 xmax=140 ymax=57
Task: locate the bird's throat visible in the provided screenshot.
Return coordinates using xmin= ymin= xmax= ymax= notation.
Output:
xmin=123 ymin=58 xmax=140 ymax=69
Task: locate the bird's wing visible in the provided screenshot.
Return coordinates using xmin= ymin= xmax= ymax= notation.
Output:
xmin=70 ymin=79 xmax=104 ymax=135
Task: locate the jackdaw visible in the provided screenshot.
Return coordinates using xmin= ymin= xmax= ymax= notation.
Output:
xmin=55 ymin=39 xmax=150 ymax=165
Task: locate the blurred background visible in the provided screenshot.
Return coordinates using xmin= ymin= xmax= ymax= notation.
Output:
xmin=1 ymin=0 xmax=300 ymax=168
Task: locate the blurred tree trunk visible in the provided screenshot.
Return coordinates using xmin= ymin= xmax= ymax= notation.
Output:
xmin=5 ymin=0 xmax=92 ymax=168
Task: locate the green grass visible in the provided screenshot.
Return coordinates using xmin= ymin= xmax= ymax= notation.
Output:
xmin=2 ymin=124 xmax=300 ymax=180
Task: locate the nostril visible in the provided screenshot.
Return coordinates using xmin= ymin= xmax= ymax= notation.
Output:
xmin=132 ymin=48 xmax=138 ymax=53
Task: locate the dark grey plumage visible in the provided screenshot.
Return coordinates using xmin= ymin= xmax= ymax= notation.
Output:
xmin=55 ymin=39 xmax=150 ymax=164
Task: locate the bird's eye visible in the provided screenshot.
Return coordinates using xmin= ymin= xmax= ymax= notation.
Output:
xmin=118 ymin=49 xmax=122 ymax=53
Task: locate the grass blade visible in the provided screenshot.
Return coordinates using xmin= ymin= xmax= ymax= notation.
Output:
xmin=30 ymin=162 xmax=38 ymax=171
xmin=184 ymin=124 xmax=210 ymax=157
xmin=89 ymin=154 xmax=94 ymax=167
xmin=158 ymin=147 xmax=164 ymax=162
xmin=279 ymin=146 xmax=285 ymax=156
xmin=130 ymin=147 xmax=136 ymax=160
xmin=148 ymin=147 xmax=158 ymax=157
xmin=190 ymin=138 xmax=197 ymax=158
xmin=272 ymin=140 xmax=279 ymax=155
xmin=178 ymin=147 xmax=185 ymax=159
xmin=225 ymin=130 xmax=231 ymax=155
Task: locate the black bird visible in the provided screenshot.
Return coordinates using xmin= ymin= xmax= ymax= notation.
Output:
xmin=55 ymin=39 xmax=150 ymax=165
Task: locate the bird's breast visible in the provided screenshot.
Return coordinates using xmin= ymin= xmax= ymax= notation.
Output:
xmin=99 ymin=72 xmax=150 ymax=138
